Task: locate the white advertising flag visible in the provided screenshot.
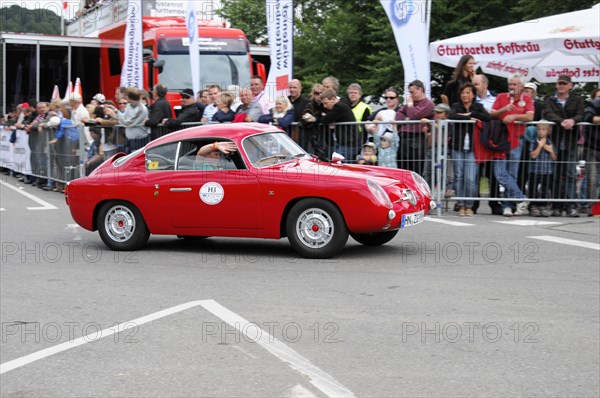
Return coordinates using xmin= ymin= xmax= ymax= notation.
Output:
xmin=186 ymin=1 xmax=201 ymax=95
xmin=120 ymin=0 xmax=143 ymax=88
xmin=380 ymin=0 xmax=431 ymax=98
xmin=265 ymin=0 xmax=294 ymax=99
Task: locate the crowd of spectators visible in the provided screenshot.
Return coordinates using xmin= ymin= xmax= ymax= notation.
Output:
xmin=1 ymin=66 xmax=598 ymax=217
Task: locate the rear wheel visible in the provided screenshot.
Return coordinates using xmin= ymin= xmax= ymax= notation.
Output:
xmin=286 ymin=199 xmax=348 ymax=258
xmin=97 ymin=201 xmax=149 ymax=251
xmin=351 ymin=230 xmax=398 ymax=246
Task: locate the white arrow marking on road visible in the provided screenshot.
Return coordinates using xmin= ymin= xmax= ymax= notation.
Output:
xmin=65 ymin=224 xmax=82 ymax=241
xmin=495 ymin=220 xmax=562 ymax=226
xmin=528 ymin=236 xmax=600 ymax=251
xmin=288 ymin=384 xmax=318 ymax=397
xmin=200 ymin=300 xmax=356 ymax=398
xmin=0 ymin=301 xmax=203 ymax=375
xmin=0 ymin=300 xmax=356 ymax=398
xmin=425 ymin=217 xmax=474 ymax=227
xmin=0 ymin=181 xmax=57 ymax=210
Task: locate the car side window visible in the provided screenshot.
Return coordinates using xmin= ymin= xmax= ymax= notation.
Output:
xmin=177 ymin=141 xmax=201 ymax=170
xmin=176 ymin=139 xmax=246 ymax=171
xmin=146 ymin=143 xmax=178 ymax=171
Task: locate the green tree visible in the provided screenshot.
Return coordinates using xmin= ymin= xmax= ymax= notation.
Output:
xmin=0 ymin=5 xmax=60 ymax=34
xmin=514 ymin=0 xmax=597 ymax=20
xmin=218 ymin=0 xmax=596 ymax=100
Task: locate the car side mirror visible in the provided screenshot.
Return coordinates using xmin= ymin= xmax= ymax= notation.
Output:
xmin=331 ymin=152 xmax=345 ymax=164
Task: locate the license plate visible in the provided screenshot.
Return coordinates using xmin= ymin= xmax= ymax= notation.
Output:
xmin=401 ymin=210 xmax=424 ymax=228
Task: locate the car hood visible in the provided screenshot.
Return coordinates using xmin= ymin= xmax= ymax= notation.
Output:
xmin=278 ymin=158 xmax=414 ymax=187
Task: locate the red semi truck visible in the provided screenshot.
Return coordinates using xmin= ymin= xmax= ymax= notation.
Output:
xmin=98 ymin=16 xmax=267 ymax=108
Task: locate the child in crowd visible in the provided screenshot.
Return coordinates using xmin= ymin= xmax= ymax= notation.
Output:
xmin=373 ymin=130 xmax=399 ymax=168
xmin=357 ymin=142 xmax=377 ymax=165
xmin=366 ymin=109 xmax=396 ymax=140
xmin=528 ymin=120 xmax=556 ymax=217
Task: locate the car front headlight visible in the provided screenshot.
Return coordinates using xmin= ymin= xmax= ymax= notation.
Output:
xmin=367 ymin=179 xmax=392 ymax=209
xmin=411 ymin=171 xmax=431 ymax=197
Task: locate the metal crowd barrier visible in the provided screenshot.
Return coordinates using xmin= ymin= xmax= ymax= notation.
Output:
xmin=437 ymin=120 xmax=599 ymax=216
xmin=0 ymin=124 xmax=85 ymax=184
xmin=2 ymin=119 xmax=598 ymax=217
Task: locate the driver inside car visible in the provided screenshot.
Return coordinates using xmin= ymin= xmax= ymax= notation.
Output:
xmin=193 ymin=141 xmax=238 ymax=171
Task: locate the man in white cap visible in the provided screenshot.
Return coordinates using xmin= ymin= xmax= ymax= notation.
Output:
xmin=68 ymin=93 xmax=90 ymax=127
xmin=523 ymin=82 xmax=544 ymax=121
xmin=91 ymin=93 xmax=106 ymax=106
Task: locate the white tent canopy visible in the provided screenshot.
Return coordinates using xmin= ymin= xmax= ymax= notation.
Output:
xmin=429 ymin=4 xmax=600 ymax=83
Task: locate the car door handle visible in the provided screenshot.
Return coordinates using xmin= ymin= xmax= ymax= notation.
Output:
xmin=170 ymin=188 xmax=192 ymax=192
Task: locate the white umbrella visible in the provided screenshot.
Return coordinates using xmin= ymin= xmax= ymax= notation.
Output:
xmin=430 ymin=4 xmax=600 ymax=83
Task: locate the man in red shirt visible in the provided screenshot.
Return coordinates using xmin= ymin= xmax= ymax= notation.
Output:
xmin=490 ymin=73 xmax=534 ymax=216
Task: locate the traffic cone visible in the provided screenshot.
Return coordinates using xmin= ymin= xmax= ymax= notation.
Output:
xmin=62 ymin=81 xmax=73 ymax=102
xmin=51 ymin=85 xmax=60 ymax=100
xmin=73 ymin=77 xmax=83 ymax=100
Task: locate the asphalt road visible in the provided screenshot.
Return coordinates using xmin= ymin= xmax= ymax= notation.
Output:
xmin=1 ymin=175 xmax=599 ymax=397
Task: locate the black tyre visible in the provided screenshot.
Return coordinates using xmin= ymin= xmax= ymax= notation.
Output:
xmin=286 ymin=199 xmax=349 ymax=258
xmin=351 ymin=230 xmax=398 ymax=246
xmin=97 ymin=201 xmax=150 ymax=251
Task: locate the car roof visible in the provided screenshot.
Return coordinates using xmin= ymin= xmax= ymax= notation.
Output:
xmin=146 ymin=123 xmax=283 ymax=149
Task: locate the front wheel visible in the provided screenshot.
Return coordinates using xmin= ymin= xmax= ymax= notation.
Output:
xmin=97 ymin=201 xmax=149 ymax=251
xmin=351 ymin=230 xmax=398 ymax=246
xmin=286 ymin=199 xmax=348 ymax=258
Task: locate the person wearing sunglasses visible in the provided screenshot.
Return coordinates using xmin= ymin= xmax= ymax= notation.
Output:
xmin=543 ymin=74 xmax=585 ymax=217
xmin=366 ymin=87 xmax=401 ymax=137
xmin=299 ymin=83 xmax=327 ymax=157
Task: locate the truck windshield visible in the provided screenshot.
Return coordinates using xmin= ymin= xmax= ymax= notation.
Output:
xmin=158 ymin=53 xmax=250 ymax=90
xmin=157 ymin=37 xmax=251 ymax=90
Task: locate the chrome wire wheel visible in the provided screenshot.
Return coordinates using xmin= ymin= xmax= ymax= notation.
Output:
xmin=97 ymin=201 xmax=149 ymax=251
xmin=295 ymin=207 xmax=335 ymax=249
xmin=286 ymin=199 xmax=348 ymax=258
xmin=104 ymin=205 xmax=136 ymax=243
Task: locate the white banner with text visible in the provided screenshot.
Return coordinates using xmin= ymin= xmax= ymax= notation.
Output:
xmin=380 ymin=0 xmax=431 ymax=97
xmin=266 ymin=0 xmax=294 ymax=99
xmin=120 ymin=0 xmax=144 ymax=88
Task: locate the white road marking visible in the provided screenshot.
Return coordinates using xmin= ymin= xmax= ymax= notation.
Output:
xmin=1 ymin=300 xmax=356 ymax=398
xmin=0 ymin=208 xmax=5 ymax=211
xmin=199 ymin=300 xmax=356 ymax=398
xmin=528 ymin=236 xmax=600 ymax=251
xmin=495 ymin=220 xmax=562 ymax=226
xmin=0 ymin=181 xmax=57 ymax=210
xmin=0 ymin=301 xmax=203 ymax=375
xmin=425 ymin=217 xmax=474 ymax=227
xmin=65 ymin=224 xmax=82 ymax=241
xmin=288 ymin=384 xmax=318 ymax=398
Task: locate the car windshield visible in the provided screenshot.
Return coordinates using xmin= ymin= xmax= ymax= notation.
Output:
xmin=243 ymin=132 xmax=309 ymax=167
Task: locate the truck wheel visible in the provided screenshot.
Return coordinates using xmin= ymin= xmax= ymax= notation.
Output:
xmin=97 ymin=201 xmax=149 ymax=251
xmin=286 ymin=199 xmax=348 ymax=258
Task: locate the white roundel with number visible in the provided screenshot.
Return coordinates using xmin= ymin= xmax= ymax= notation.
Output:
xmin=199 ymin=182 xmax=224 ymax=205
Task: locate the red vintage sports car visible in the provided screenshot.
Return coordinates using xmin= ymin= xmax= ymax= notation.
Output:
xmin=66 ymin=123 xmax=435 ymax=258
